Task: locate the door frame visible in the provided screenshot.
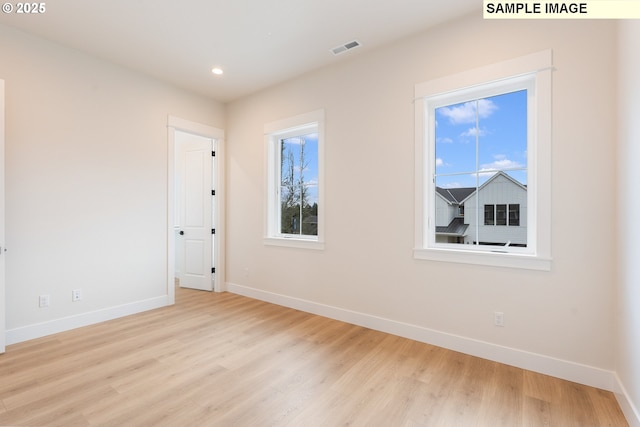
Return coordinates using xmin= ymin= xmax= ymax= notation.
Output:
xmin=167 ymin=116 xmax=225 ymax=303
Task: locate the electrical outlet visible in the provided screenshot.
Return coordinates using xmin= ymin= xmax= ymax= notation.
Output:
xmin=494 ymin=311 xmax=504 ymax=327
xmin=72 ymin=289 xmax=82 ymax=302
xmin=39 ymin=294 xmax=50 ymax=308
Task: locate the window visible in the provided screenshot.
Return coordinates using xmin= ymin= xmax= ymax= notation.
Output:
xmin=484 ymin=205 xmax=495 ymax=226
xmin=414 ymin=51 xmax=552 ymax=270
xmin=496 ymin=204 xmax=508 ymax=226
xmin=279 ymin=132 xmax=318 ymax=236
xmin=484 ymin=204 xmax=526 ymax=227
xmin=484 ymin=204 xmax=520 ymax=227
xmin=509 ymin=204 xmax=520 ymax=226
xmin=265 ymin=110 xmax=324 ymax=249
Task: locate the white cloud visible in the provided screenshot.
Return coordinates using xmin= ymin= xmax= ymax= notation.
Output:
xmin=460 ymin=127 xmax=488 ymax=138
xmin=283 ymin=136 xmax=308 ymax=145
xmin=437 ymin=136 xmax=454 ymax=144
xmin=438 ymin=99 xmax=498 ymax=125
xmin=480 ymin=155 xmax=524 ymax=171
xmin=436 ymin=158 xmax=444 ymax=167
xmin=475 ymin=155 xmax=525 ymax=178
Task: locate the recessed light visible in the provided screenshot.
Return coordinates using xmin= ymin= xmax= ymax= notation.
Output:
xmin=211 ymin=67 xmax=224 ymax=75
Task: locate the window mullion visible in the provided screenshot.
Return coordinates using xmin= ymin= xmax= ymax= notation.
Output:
xmin=298 ymin=183 xmax=302 ymax=235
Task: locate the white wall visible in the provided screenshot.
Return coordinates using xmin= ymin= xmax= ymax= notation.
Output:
xmin=616 ymin=20 xmax=640 ymax=427
xmin=0 ymin=24 xmax=224 ymax=342
xmin=226 ymin=15 xmax=619 ymax=389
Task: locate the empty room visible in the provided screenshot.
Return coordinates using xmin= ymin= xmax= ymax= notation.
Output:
xmin=0 ymin=1 xmax=639 ymax=426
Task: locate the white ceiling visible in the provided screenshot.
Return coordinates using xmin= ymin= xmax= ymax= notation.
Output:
xmin=2 ymin=0 xmax=480 ymax=103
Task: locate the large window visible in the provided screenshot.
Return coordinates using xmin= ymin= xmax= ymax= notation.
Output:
xmin=434 ymin=87 xmax=528 ymax=246
xmin=414 ymin=51 xmax=552 ymax=270
xmin=265 ymin=110 xmax=324 ymax=249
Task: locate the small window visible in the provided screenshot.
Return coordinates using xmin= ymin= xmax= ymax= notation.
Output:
xmin=265 ymin=110 xmax=325 ymax=249
xmin=414 ymin=51 xmax=552 ymax=270
xmin=484 ymin=205 xmax=494 ymax=226
xmin=509 ymin=204 xmax=520 ymax=226
xmin=496 ymin=204 xmax=507 ymax=226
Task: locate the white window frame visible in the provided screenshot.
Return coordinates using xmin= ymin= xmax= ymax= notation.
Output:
xmin=264 ymin=109 xmax=325 ymax=250
xmin=414 ymin=51 xmax=552 ymax=270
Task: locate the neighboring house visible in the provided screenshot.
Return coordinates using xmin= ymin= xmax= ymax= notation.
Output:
xmin=435 ymin=171 xmax=527 ymax=247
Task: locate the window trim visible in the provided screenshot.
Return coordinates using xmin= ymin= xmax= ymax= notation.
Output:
xmin=264 ymin=109 xmax=325 ymax=250
xmin=414 ymin=51 xmax=552 ymax=270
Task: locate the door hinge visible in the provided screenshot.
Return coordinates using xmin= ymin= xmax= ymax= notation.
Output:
xmin=212 ymin=267 xmax=216 ymax=274
xmin=212 ymin=151 xmax=216 ymax=157
xmin=212 ymin=228 xmax=216 ymax=234
xmin=212 ymin=190 xmax=216 ymax=196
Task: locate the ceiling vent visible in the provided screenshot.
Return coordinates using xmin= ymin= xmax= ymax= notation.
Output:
xmin=330 ymin=40 xmax=361 ymax=56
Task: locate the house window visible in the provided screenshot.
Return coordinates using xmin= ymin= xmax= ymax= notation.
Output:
xmin=496 ymin=204 xmax=508 ymax=226
xmin=414 ymin=51 xmax=552 ymax=270
xmin=509 ymin=204 xmax=520 ymax=226
xmin=264 ymin=110 xmax=325 ymax=249
xmin=485 ymin=204 xmax=521 ymax=227
xmin=484 ymin=205 xmax=494 ymax=225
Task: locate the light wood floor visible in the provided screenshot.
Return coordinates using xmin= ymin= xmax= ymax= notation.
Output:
xmin=0 ymin=286 xmax=628 ymax=427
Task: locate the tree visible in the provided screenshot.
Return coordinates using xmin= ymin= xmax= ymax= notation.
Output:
xmin=279 ymin=136 xmax=315 ymax=235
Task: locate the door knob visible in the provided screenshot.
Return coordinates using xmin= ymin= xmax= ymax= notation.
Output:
xmin=179 ymin=231 xmax=184 ymax=235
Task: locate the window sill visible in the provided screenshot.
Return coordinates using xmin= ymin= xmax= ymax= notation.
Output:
xmin=414 ymin=247 xmax=551 ymax=271
xmin=264 ymin=237 xmax=325 ymax=250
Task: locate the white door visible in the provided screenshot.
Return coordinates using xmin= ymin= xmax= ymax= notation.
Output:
xmin=176 ymin=131 xmax=214 ymax=291
xmin=0 ymin=80 xmax=5 ymax=353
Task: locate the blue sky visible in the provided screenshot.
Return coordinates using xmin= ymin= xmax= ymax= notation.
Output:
xmin=435 ymin=90 xmax=528 ymax=189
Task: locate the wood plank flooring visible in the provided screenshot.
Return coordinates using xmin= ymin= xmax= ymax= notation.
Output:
xmin=0 ymin=286 xmax=628 ymax=426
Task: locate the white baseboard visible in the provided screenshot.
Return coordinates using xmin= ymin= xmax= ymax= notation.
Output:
xmin=614 ymin=374 xmax=640 ymax=427
xmin=6 ymin=295 xmax=170 ymax=345
xmin=227 ymin=282 xmax=617 ymax=392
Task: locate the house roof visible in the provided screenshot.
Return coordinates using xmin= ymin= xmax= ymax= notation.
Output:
xmin=437 ymin=171 xmax=527 ymax=205
xmin=435 ymin=217 xmax=469 ymax=236
xmin=458 ymin=171 xmax=527 ymax=205
xmin=435 ymin=187 xmax=476 ymax=204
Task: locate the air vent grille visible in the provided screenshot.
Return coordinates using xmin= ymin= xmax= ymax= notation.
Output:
xmin=330 ymin=40 xmax=361 ymax=56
